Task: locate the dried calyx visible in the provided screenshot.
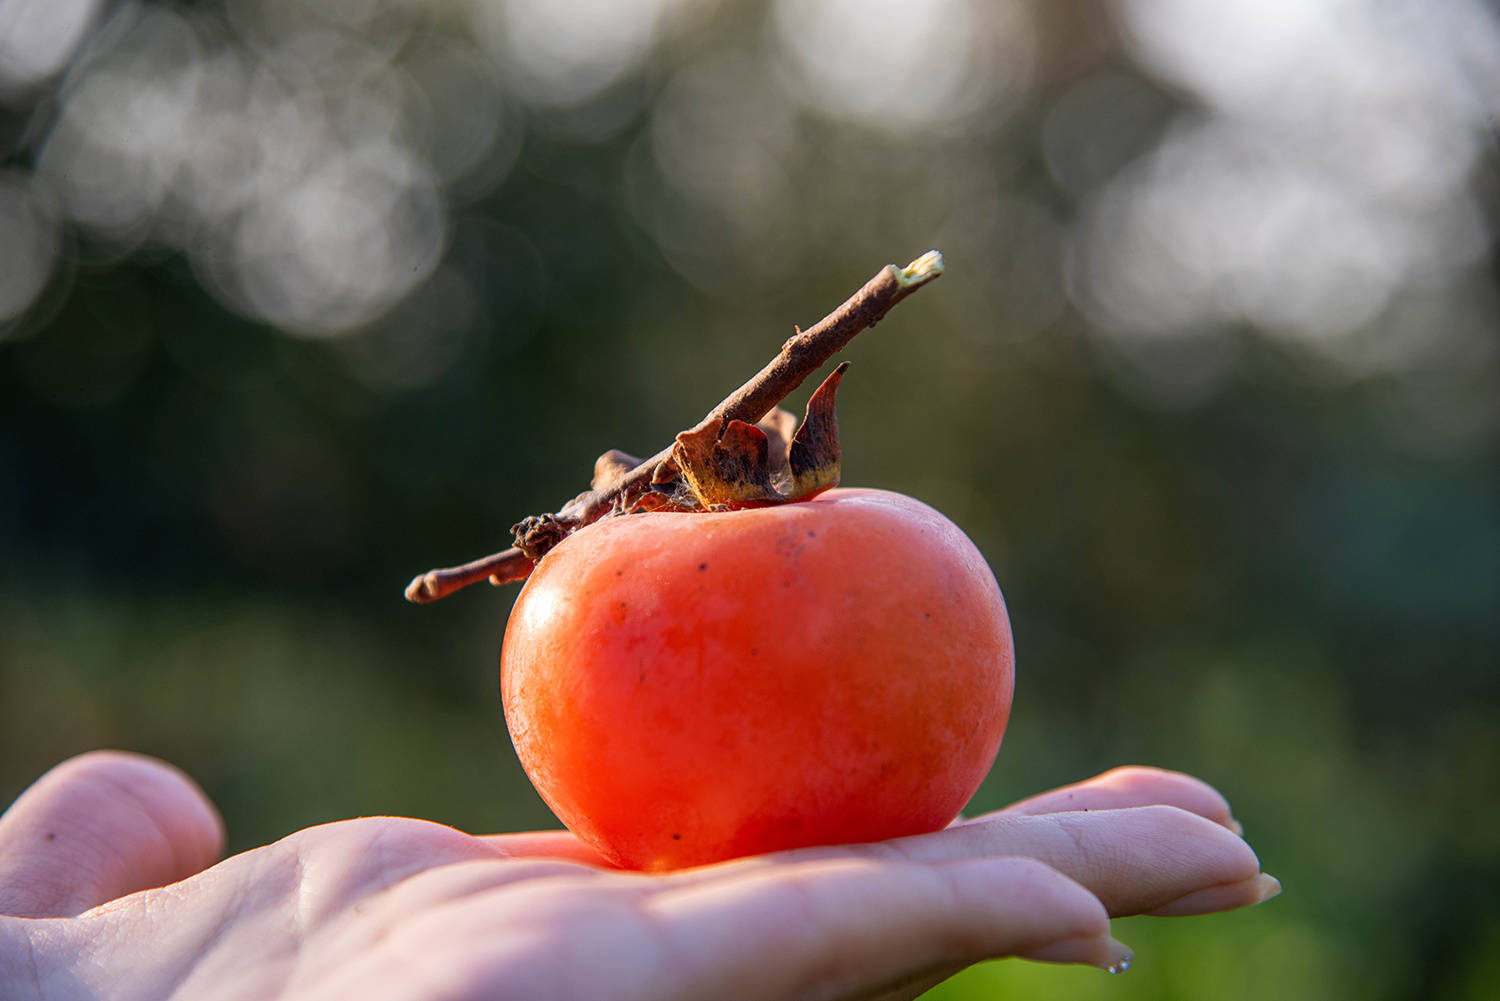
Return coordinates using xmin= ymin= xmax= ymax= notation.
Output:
xmin=405 ymin=252 xmax=944 ymax=603
xmin=665 ymin=361 xmax=846 ymax=511
xmin=512 ymin=365 xmax=843 ymax=560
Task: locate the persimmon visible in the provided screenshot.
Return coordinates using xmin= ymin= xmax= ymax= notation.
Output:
xmin=405 ymin=253 xmax=1010 ymax=868
xmin=500 ymin=487 xmax=1014 ymax=870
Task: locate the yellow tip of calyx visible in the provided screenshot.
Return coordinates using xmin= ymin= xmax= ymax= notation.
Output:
xmin=897 ymin=250 xmax=944 ymax=288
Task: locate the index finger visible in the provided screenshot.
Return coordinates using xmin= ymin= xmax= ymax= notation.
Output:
xmin=715 ymin=804 xmax=1271 ymax=919
xmin=996 ymin=767 xmax=1241 ymax=833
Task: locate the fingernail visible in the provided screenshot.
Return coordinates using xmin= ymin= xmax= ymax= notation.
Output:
xmin=1147 ymin=872 xmax=1282 ymax=917
xmin=1023 ymin=935 xmax=1134 ymax=973
xmin=1227 ymin=817 xmax=1245 ymax=837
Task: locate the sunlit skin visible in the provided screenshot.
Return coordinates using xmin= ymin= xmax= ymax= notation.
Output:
xmin=0 ymin=752 xmax=1279 ymax=1000
xmin=502 ymin=488 xmax=1015 ymax=870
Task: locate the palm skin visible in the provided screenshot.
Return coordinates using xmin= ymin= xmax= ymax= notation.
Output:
xmin=0 ymin=753 xmax=1278 ymax=1001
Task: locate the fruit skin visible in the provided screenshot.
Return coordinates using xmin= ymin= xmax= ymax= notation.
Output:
xmin=500 ymin=487 xmax=1015 ymax=870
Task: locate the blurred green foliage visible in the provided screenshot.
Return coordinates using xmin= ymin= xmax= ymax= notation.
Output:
xmin=2 ymin=2 xmax=1498 ymax=999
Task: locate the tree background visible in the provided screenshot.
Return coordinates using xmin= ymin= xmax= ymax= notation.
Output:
xmin=2 ymin=1 xmax=1497 ymax=998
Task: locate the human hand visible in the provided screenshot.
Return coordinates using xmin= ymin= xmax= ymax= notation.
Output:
xmin=0 ymin=752 xmax=1278 ymax=1001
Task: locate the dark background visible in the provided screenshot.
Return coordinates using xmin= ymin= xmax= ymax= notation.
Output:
xmin=2 ymin=1 xmax=1497 ymax=998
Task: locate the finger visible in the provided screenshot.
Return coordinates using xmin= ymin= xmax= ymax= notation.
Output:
xmin=936 ymin=806 xmax=1264 ymax=917
xmin=998 ymin=766 xmax=1240 ymax=832
xmin=644 ymin=856 xmax=1128 ymax=1001
xmin=478 ymin=830 xmax=617 ymax=867
xmin=318 ymin=858 xmax=1124 ymax=1001
xmin=1146 ymin=872 xmax=1282 ymax=916
xmin=0 ymin=751 xmax=225 ymax=917
xmin=754 ymin=804 xmax=1266 ymax=919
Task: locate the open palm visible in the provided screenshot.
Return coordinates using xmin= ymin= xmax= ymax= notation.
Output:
xmin=0 ymin=753 xmax=1277 ymax=1001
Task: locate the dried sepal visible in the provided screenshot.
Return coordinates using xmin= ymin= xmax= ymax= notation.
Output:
xmin=672 ymin=419 xmax=768 ymax=508
xmin=788 ymin=361 xmax=845 ymax=498
xmin=631 ymin=457 xmax=700 ymax=513
xmin=512 ymin=513 xmax=570 ymax=560
xmin=592 ymin=449 xmax=642 ymax=491
xmin=669 ymin=363 xmax=849 ymax=509
xmin=629 ymin=490 xmax=691 ymax=513
xmin=651 ymin=457 xmax=680 ymax=485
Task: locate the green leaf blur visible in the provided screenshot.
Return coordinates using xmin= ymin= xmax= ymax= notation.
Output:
xmin=1 ymin=2 xmax=1496 ymax=999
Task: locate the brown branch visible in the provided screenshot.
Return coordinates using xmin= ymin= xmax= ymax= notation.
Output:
xmin=403 ymin=549 xmax=534 ymax=603
xmin=404 ymin=251 xmax=945 ymax=604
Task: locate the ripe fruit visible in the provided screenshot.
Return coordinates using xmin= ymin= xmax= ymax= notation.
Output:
xmin=407 ymin=252 xmax=997 ymax=868
xmin=500 ymin=487 xmax=1014 ymax=870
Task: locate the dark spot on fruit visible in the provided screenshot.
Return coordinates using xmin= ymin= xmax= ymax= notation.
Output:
xmin=923 ymin=612 xmax=931 ymax=620
xmin=45 ymin=831 xmax=56 ymax=842
xmin=699 ymin=562 xmax=708 ymax=571
xmin=750 ymin=647 xmax=759 ymax=656
xmin=671 ymin=832 xmax=682 ymax=840
xmin=807 ymin=530 xmax=816 ymax=538
xmin=773 ymin=535 xmax=806 ymax=558
xmin=615 ymin=570 xmax=623 ymax=577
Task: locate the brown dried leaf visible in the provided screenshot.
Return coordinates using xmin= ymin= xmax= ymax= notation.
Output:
xmin=670 ymin=363 xmax=849 ymax=508
xmin=673 ymin=419 xmax=776 ymax=508
xmin=788 ymin=362 xmax=847 ymax=498
xmin=592 ymin=449 xmax=642 ymax=491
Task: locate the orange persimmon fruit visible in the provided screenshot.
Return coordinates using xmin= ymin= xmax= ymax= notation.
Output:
xmin=500 ymin=487 xmax=1015 ymax=870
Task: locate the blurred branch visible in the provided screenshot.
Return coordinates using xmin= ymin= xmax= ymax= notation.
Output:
xmin=404 ymin=251 xmax=945 ymax=604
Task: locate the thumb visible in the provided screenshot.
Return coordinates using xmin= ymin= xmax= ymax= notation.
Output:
xmin=0 ymin=751 xmax=225 ymax=917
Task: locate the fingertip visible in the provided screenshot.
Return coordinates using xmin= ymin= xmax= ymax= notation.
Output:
xmin=0 ymin=750 xmax=225 ymax=917
xmin=945 ymin=856 xmax=1137 ymax=972
xmin=75 ymin=751 xmax=225 ymax=870
xmin=1096 ymin=766 xmax=1236 ymax=827
xmin=1135 ymin=804 xmax=1263 ymax=884
xmin=1021 ymin=934 xmax=1134 ymax=974
xmin=997 ymin=766 xmax=1241 ymax=831
xmin=943 ymin=855 xmax=1111 ymax=947
xmin=85 ymin=751 xmax=225 ymax=861
xmin=1145 ymin=871 xmax=1282 ymax=917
